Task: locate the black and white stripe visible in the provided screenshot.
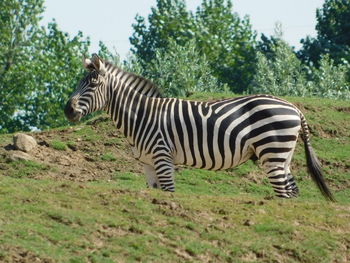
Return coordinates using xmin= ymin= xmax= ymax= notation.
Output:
xmin=65 ymin=54 xmax=334 ymax=201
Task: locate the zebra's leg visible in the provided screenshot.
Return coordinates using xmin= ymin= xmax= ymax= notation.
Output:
xmin=283 ymin=146 xmax=299 ymax=197
xmin=285 ymin=166 xmax=299 ymax=197
xmin=261 ymin=150 xmax=299 ymax=198
xmin=143 ymin=164 xmax=159 ymax=188
xmin=152 ymin=151 xmax=175 ymax=192
xmin=264 ymin=165 xmax=299 ymax=198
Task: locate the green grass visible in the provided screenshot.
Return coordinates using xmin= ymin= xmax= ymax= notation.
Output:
xmin=0 ymin=93 xmax=349 ymax=262
xmin=100 ymin=153 xmax=117 ymax=161
xmin=5 ymin=160 xmax=50 ymax=178
xmin=50 ymin=140 xmax=67 ymax=151
xmin=0 ymin=176 xmax=348 ymax=262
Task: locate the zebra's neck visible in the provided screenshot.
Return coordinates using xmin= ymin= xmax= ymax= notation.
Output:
xmin=105 ymin=69 xmax=154 ymax=145
xmin=103 ymin=61 xmax=161 ymax=98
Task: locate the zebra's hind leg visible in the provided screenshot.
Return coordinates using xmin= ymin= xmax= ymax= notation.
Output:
xmin=260 ymin=147 xmax=299 ymax=198
xmin=264 ymin=164 xmax=299 ymax=198
xmin=256 ymin=137 xmax=299 ymax=198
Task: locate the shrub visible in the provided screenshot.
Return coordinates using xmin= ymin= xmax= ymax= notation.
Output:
xmin=249 ymin=39 xmax=309 ymax=96
xmin=250 ymin=38 xmax=350 ymax=100
xmin=130 ymin=39 xmax=226 ymax=97
xmin=310 ymin=55 xmax=350 ymax=100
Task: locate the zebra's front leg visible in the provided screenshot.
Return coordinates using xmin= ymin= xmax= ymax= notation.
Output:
xmin=152 ymin=153 xmax=175 ymax=192
xmin=143 ymin=164 xmax=159 ymax=189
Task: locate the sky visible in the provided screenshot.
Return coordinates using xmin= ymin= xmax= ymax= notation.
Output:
xmin=41 ymin=0 xmax=325 ymax=60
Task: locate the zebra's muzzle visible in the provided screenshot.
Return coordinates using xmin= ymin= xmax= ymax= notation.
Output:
xmin=64 ymin=99 xmax=83 ymax=122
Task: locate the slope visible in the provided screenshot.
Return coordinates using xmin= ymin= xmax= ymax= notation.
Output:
xmin=0 ymin=94 xmax=349 ymax=262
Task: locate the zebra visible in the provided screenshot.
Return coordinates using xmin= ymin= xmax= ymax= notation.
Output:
xmin=64 ymin=54 xmax=334 ymax=201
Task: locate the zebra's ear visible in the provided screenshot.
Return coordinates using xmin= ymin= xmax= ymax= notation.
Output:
xmin=83 ymin=57 xmax=94 ymax=71
xmin=91 ymin=54 xmax=106 ymax=76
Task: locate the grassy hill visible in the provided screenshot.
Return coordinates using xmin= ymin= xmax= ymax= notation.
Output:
xmin=0 ymin=93 xmax=349 ymax=262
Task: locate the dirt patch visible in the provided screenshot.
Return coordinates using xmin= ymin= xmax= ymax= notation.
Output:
xmin=292 ymin=102 xmax=309 ymax=113
xmin=0 ymin=245 xmax=53 ymax=263
xmin=309 ymin=121 xmax=348 ymax=138
xmin=0 ymin=120 xmax=143 ymax=182
xmin=336 ymin=106 xmax=350 ymax=113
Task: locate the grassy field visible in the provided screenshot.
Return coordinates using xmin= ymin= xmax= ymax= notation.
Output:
xmin=0 ymin=93 xmax=349 ymax=262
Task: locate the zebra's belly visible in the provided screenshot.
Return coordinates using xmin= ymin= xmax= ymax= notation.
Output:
xmin=173 ymin=147 xmax=254 ymax=171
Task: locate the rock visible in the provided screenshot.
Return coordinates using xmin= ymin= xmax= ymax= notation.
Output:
xmin=13 ymin=133 xmax=37 ymax=152
xmin=169 ymin=201 xmax=178 ymax=210
xmin=7 ymin=151 xmax=33 ymax=162
xmin=257 ymin=208 xmax=266 ymax=215
xmin=243 ymin=219 xmax=254 ymax=226
xmin=58 ymin=156 xmax=71 ymax=166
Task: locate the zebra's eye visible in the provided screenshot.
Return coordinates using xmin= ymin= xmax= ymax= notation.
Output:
xmin=88 ymin=71 xmax=100 ymax=88
xmin=90 ymin=78 xmax=99 ymax=88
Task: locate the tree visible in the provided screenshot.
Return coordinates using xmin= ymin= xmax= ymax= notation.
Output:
xmin=129 ymin=0 xmax=256 ymax=94
xmin=0 ymin=0 xmax=45 ymax=133
xmin=310 ymin=55 xmax=350 ymax=100
xmin=256 ymin=33 xmax=280 ymax=60
xmin=130 ymin=0 xmax=195 ymax=68
xmin=251 ymin=33 xmax=350 ymax=100
xmin=144 ymin=39 xmax=224 ymax=97
xmin=19 ymin=21 xmax=90 ymax=131
xmin=250 ymin=39 xmax=308 ymax=97
xmin=0 ymin=0 xmax=116 ymax=133
xmin=194 ymin=0 xmax=256 ymax=92
xmin=299 ymin=0 xmax=350 ymax=66
xmin=316 ymin=0 xmax=350 ymax=46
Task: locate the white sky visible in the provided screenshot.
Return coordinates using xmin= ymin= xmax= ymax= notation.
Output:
xmin=41 ymin=0 xmax=325 ymax=59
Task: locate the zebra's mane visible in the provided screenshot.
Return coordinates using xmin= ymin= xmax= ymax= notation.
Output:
xmin=103 ymin=60 xmax=162 ymax=98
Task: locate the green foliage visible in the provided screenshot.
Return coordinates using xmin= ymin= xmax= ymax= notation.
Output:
xmin=0 ymin=0 xmax=90 ymax=133
xmin=143 ymin=39 xmax=225 ymax=97
xmin=256 ymin=23 xmax=286 ymax=60
xmin=130 ymin=0 xmax=256 ymax=94
xmin=22 ymin=22 xmax=90 ymax=131
xmin=316 ymin=0 xmax=350 ymax=46
xmin=250 ymin=39 xmax=309 ymax=96
xmin=251 ymin=34 xmax=350 ymax=100
xmin=194 ymin=0 xmax=257 ymax=92
xmin=299 ymin=0 xmax=350 ymax=66
xmin=0 ymin=0 xmax=45 ymax=133
xmin=97 ymin=41 xmax=121 ymax=66
xmin=0 ymin=0 xmax=118 ymax=134
xmin=130 ymin=0 xmax=194 ymax=66
xmin=310 ymin=55 xmax=350 ymax=99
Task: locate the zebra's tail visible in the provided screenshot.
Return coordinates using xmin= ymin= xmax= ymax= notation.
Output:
xmin=299 ymin=112 xmax=335 ymax=202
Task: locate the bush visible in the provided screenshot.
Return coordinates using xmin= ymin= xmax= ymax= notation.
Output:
xmin=249 ymin=39 xmax=308 ymax=96
xmin=130 ymin=0 xmax=257 ymax=93
xmin=250 ymin=39 xmax=350 ymax=100
xmin=310 ymin=55 xmax=350 ymax=100
xmin=130 ymin=39 xmax=226 ymax=97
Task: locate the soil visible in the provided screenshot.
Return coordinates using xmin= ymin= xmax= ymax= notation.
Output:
xmin=0 ymin=120 xmax=143 ymax=182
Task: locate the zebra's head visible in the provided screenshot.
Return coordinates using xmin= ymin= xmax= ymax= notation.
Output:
xmin=65 ymin=54 xmax=108 ymax=122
